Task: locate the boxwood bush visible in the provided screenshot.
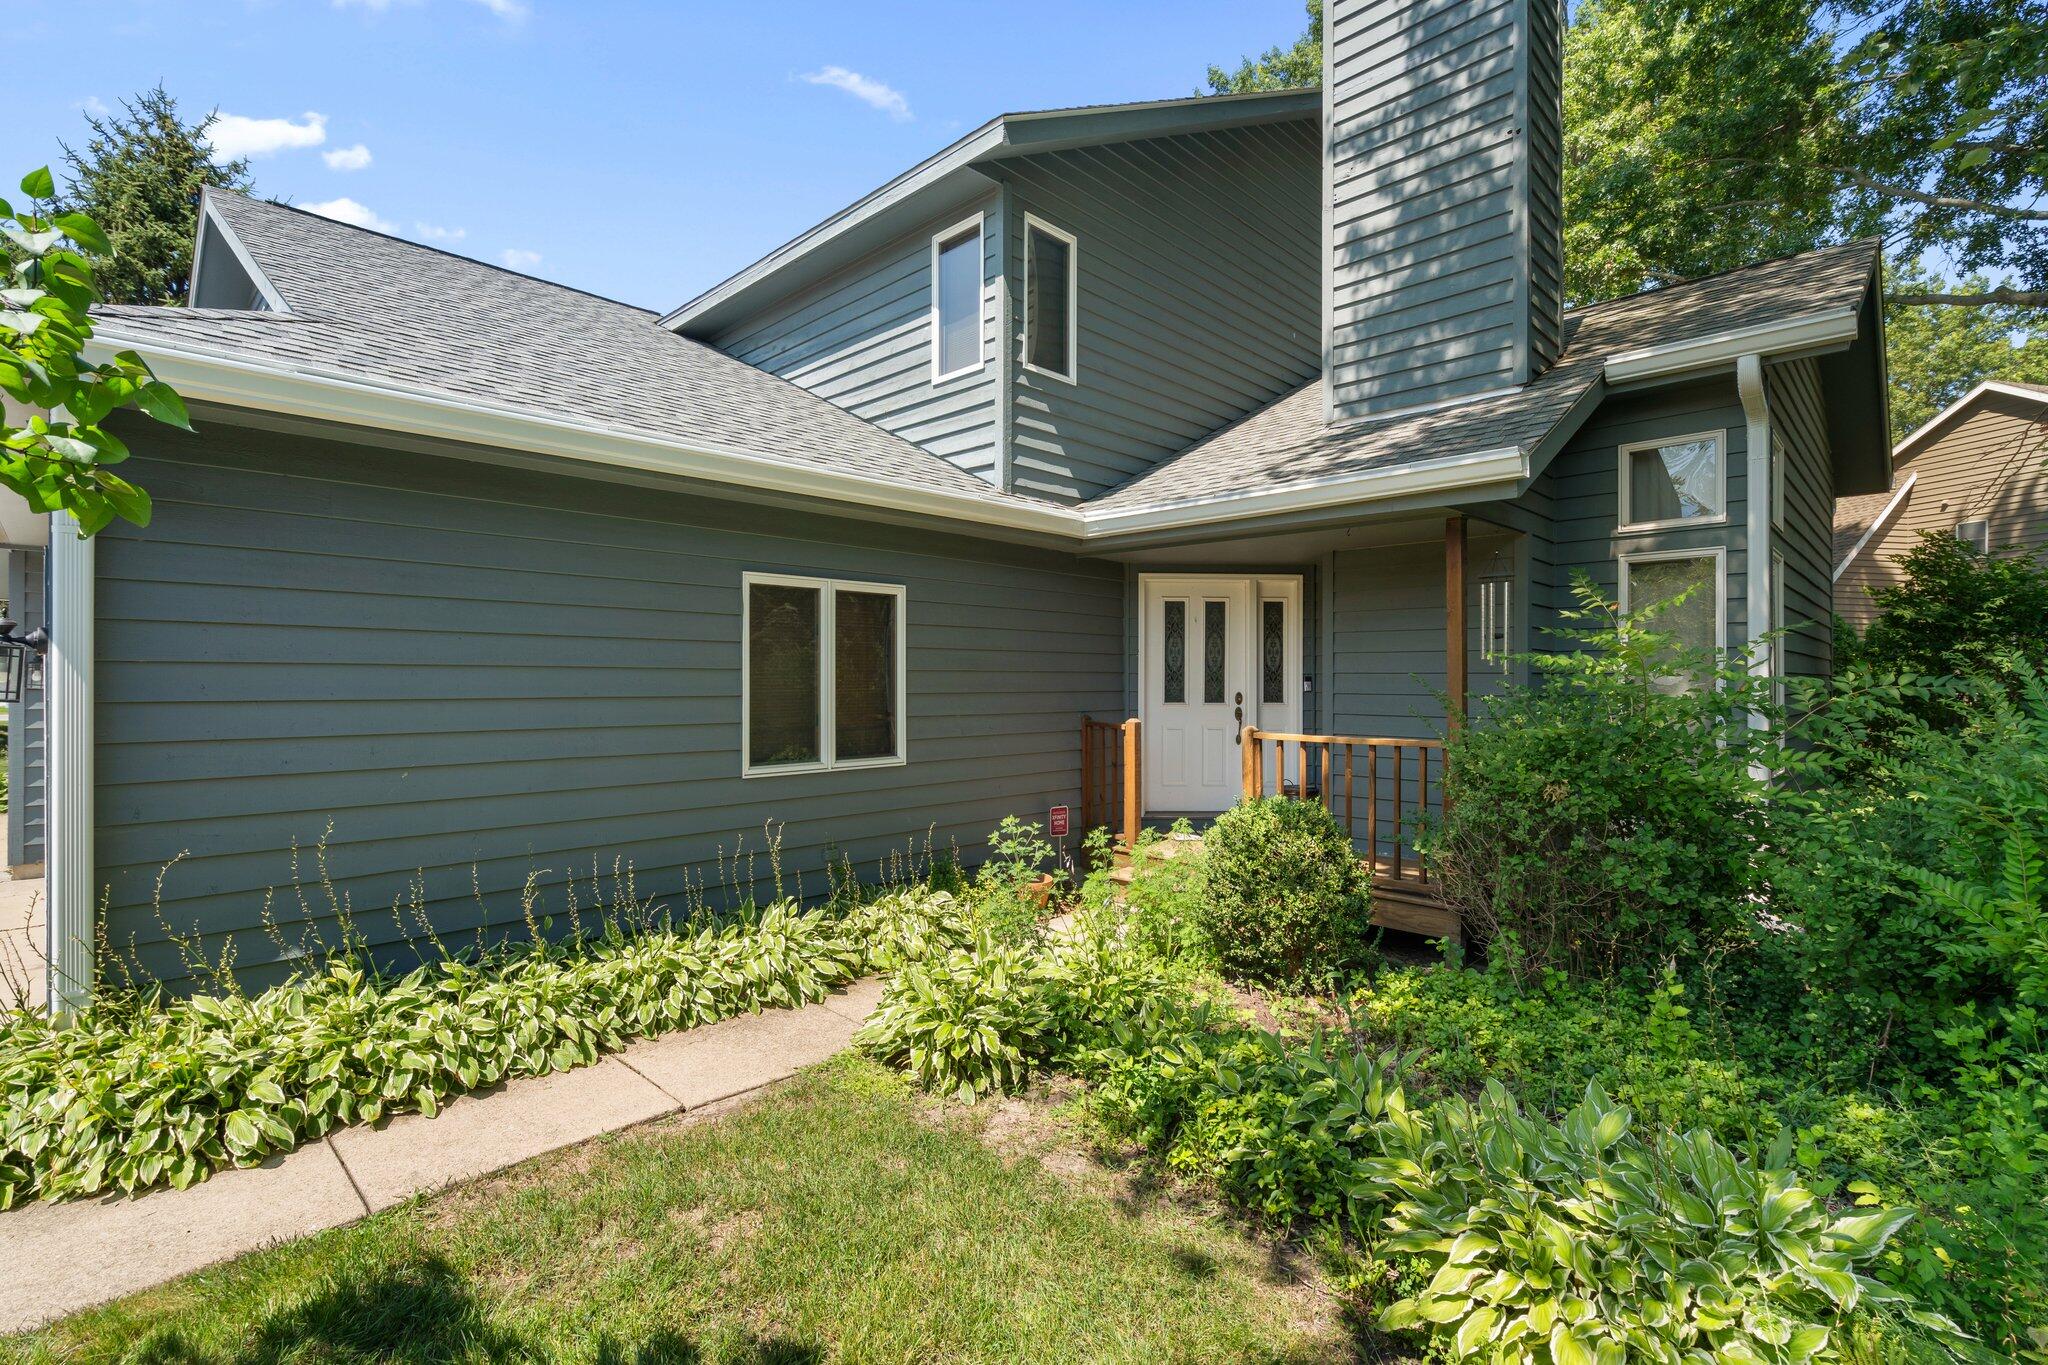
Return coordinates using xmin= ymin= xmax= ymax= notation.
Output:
xmin=1197 ymin=796 xmax=1373 ymax=985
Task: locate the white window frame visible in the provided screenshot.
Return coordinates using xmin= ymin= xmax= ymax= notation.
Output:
xmin=1020 ymin=213 xmax=1079 ymax=385
xmin=928 ymin=212 xmax=986 ymax=384
xmin=1770 ymin=436 xmax=1787 ymax=534
xmin=1616 ymin=429 xmax=1729 ymax=533
xmin=1617 ymin=543 xmax=1728 ymax=656
xmin=1956 ymin=518 xmax=1990 ymax=553
xmin=741 ymin=571 xmax=908 ymax=778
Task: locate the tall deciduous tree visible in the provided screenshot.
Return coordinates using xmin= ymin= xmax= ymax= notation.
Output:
xmin=57 ymin=86 xmax=250 ymax=307
xmin=1205 ymin=0 xmax=1320 ymax=94
xmin=1885 ymin=260 xmax=2048 ymax=439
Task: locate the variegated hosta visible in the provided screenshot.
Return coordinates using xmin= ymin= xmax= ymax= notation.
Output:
xmin=1374 ymin=1081 xmax=1969 ymax=1363
xmin=834 ymin=888 xmax=976 ymax=973
xmin=855 ymin=935 xmax=1060 ymax=1103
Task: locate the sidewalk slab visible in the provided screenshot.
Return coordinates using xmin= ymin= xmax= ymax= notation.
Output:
xmin=620 ymin=1001 xmax=858 ymax=1109
xmin=327 ymin=1056 xmax=677 ymax=1212
xmin=821 ymin=975 xmax=887 ymax=1025
xmin=0 ymin=1138 xmax=365 ymax=1334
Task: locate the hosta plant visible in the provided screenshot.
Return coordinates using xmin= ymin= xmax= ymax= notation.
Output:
xmin=1374 ymin=1081 xmax=1967 ymax=1364
xmin=855 ymin=934 xmax=1059 ymax=1103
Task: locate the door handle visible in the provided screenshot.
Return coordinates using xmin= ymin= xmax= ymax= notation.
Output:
xmin=1233 ymin=695 xmax=1243 ymax=739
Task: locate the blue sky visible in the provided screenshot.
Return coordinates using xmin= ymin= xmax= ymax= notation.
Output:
xmin=15 ymin=0 xmax=1310 ymax=310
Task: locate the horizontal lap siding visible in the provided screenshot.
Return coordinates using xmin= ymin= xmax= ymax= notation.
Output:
xmin=95 ymin=420 xmax=1121 ymax=987
xmin=1766 ymin=358 xmax=1833 ymax=679
xmin=1838 ymin=389 xmax=2048 ymax=627
xmin=710 ymin=196 xmax=1003 ymax=485
xmin=995 ymin=122 xmax=1322 ymax=502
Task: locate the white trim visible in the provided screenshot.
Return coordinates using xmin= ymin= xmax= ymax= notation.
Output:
xmin=928 ymin=212 xmax=986 ymax=385
xmin=1089 ymin=446 xmax=1527 ymax=535
xmin=188 ymin=192 xmax=289 ymax=313
xmin=1618 ymin=543 xmax=1729 ymax=654
xmin=1771 ymin=548 xmax=1788 ymax=711
xmin=1020 ymin=213 xmax=1079 ymax=385
xmin=44 ymin=513 xmax=94 ymax=1017
xmin=1737 ymin=353 xmax=1773 ymax=707
xmin=1891 ymin=379 xmax=2048 ymax=463
xmin=741 ymin=571 xmax=907 ymax=778
xmin=1615 ymin=428 xmax=1728 ymax=532
xmin=1956 ymin=518 xmax=1990 ymax=553
xmin=1603 ymin=308 xmax=1861 ymax=384
xmin=1832 ymin=471 xmax=1916 ymax=580
xmin=84 ymin=329 xmax=1088 ymax=539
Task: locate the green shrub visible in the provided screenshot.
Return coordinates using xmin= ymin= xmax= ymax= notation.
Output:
xmin=1426 ymin=578 xmax=1774 ymax=982
xmin=855 ymin=934 xmax=1059 ymax=1103
xmin=1374 ymin=1082 xmax=1964 ymax=1364
xmin=0 ymin=893 xmax=972 ymax=1208
xmin=1198 ymin=797 xmax=1373 ymax=985
xmin=1077 ymin=825 xmax=1212 ymax=965
xmin=1843 ymin=530 xmax=2048 ymax=689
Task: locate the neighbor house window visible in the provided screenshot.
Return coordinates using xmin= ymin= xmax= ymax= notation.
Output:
xmin=1956 ymin=519 xmax=1990 ymax=553
xmin=1618 ymin=430 xmax=1726 ymax=530
xmin=930 ymin=214 xmax=984 ymax=381
xmin=1618 ymin=548 xmax=1724 ymax=691
xmin=744 ymin=573 xmax=905 ymax=775
xmin=1022 ymin=215 xmax=1077 ymax=382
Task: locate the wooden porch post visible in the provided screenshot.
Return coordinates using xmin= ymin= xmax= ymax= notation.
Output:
xmin=1121 ymin=718 xmax=1142 ymax=852
xmin=1445 ymin=515 xmax=1468 ymax=728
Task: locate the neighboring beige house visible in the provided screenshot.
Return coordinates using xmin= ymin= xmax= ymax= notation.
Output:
xmin=1835 ymin=380 xmax=2048 ymax=628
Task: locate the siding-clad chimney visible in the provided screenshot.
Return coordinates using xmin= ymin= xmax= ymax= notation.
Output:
xmin=1324 ymin=0 xmax=1564 ymax=422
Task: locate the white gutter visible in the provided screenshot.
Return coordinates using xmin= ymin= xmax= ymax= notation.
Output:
xmin=1084 ymin=446 xmax=1527 ymax=536
xmin=1833 ymin=471 xmax=1917 ymax=580
xmin=87 ymin=329 xmax=1089 ymax=539
xmin=1736 ymin=354 xmax=1773 ymax=719
xmin=1605 ymin=308 xmax=1861 ymax=384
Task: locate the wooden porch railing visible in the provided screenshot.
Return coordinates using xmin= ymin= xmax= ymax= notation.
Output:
xmin=1080 ymin=717 xmax=1141 ymax=852
xmin=1241 ymin=727 xmax=1449 ymax=905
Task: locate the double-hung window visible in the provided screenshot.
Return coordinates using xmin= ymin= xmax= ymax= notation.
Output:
xmin=930 ymin=215 xmax=984 ymax=382
xmin=743 ymin=573 xmax=906 ymax=775
xmin=1022 ymin=214 xmax=1078 ymax=383
xmin=1618 ymin=430 xmax=1726 ymax=530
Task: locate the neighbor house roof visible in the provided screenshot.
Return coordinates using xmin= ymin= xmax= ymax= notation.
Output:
xmin=91 ymin=190 xmax=1077 ymax=534
xmin=1087 ymin=239 xmax=1887 ymax=521
xmin=660 ymin=88 xmax=1321 ymax=336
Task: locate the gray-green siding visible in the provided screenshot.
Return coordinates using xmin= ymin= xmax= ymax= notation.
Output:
xmin=94 ymin=416 xmax=1122 ymax=987
xmin=1767 ymin=358 xmax=1835 ymax=680
xmin=7 ymin=549 xmax=44 ymax=867
xmin=707 ymin=194 xmax=1006 ymax=486
xmin=990 ymin=121 xmax=1323 ymax=502
xmin=1326 ymin=0 xmax=1565 ymax=419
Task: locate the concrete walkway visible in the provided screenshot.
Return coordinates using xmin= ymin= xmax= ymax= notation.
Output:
xmin=0 ymin=976 xmax=885 ymax=1335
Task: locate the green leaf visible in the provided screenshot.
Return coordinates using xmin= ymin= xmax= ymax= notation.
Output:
xmin=1455 ymin=1306 xmax=1500 ymax=1355
xmin=19 ymin=168 xmax=54 ymax=199
xmin=133 ymin=380 xmax=193 ymax=431
xmin=50 ymin=213 xmax=111 ymax=257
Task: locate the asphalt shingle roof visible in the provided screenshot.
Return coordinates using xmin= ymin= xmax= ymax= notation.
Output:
xmin=1087 ymin=240 xmax=1880 ymax=515
xmin=93 ymin=191 xmax=1045 ymax=512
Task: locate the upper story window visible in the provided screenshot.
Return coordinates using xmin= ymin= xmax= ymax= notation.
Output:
xmin=744 ymin=573 xmax=906 ymax=776
xmin=1618 ymin=430 xmax=1726 ymax=531
xmin=930 ymin=214 xmax=984 ymax=382
xmin=1023 ymin=215 xmax=1078 ymax=384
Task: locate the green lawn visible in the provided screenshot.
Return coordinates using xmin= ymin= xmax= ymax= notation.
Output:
xmin=4 ymin=1056 xmax=1356 ymax=1364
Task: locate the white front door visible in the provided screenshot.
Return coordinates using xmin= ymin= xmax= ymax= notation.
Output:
xmin=1139 ymin=575 xmax=1301 ymax=814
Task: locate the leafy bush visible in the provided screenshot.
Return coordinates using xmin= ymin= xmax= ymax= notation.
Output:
xmin=854 ymin=934 xmax=1059 ymax=1103
xmin=1374 ymin=1082 xmax=1963 ymax=1363
xmin=0 ymin=893 xmax=969 ymax=1208
xmin=1197 ymin=797 xmax=1373 ymax=985
xmin=1426 ymin=579 xmax=1773 ymax=981
xmin=1843 ymin=529 xmax=2048 ymax=687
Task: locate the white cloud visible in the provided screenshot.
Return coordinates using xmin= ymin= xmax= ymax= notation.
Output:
xmin=305 ymin=197 xmax=395 ymax=233
xmin=800 ymin=66 xmax=911 ymax=122
xmin=499 ymin=248 xmax=542 ymax=270
xmin=467 ymin=0 xmax=530 ymax=20
xmin=209 ymin=111 xmax=328 ymax=159
xmin=415 ymin=222 xmax=466 ymax=242
xmin=77 ymin=95 xmax=112 ymax=118
xmin=322 ymin=143 xmax=373 ymax=172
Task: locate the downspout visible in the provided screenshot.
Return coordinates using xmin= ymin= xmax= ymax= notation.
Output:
xmin=1736 ymin=354 xmax=1772 ymax=734
xmin=44 ymin=511 xmax=94 ymax=1018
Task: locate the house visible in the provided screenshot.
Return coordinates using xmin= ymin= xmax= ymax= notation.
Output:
xmin=1834 ymin=379 xmax=2048 ymax=627
xmin=22 ymin=0 xmax=1890 ymax=1005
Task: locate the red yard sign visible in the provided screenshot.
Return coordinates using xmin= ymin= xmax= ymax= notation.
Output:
xmin=1048 ymin=805 xmax=1070 ymax=838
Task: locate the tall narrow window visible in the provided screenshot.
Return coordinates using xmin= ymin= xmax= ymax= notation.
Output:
xmin=1619 ymin=551 xmax=1723 ymax=692
xmin=1023 ymin=216 xmax=1076 ymax=382
xmin=1261 ymin=600 xmax=1286 ymax=704
xmin=931 ymin=216 xmax=983 ymax=380
xmin=744 ymin=574 xmax=905 ymax=774
xmin=1619 ymin=431 xmax=1725 ymax=529
xmin=1203 ymin=600 xmax=1227 ymax=705
xmin=1162 ymin=601 xmax=1186 ymax=704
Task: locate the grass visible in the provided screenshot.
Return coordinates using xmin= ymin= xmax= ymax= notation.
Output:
xmin=3 ymin=1055 xmax=1352 ymax=1364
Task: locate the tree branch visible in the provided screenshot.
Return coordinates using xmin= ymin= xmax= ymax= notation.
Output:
xmin=1888 ymin=287 xmax=2048 ymax=307
xmin=1835 ymin=168 xmax=2048 ymax=220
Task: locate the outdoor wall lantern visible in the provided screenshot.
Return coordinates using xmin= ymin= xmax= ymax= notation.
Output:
xmin=0 ymin=618 xmax=47 ymax=704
